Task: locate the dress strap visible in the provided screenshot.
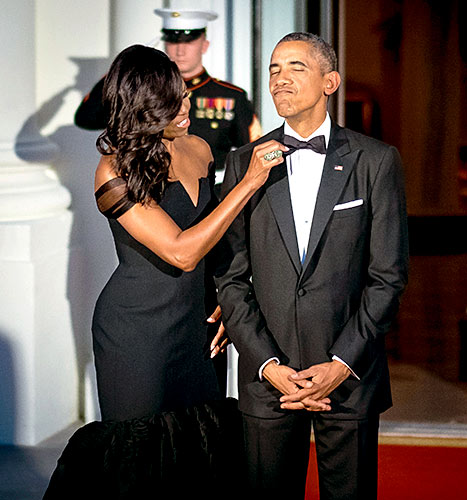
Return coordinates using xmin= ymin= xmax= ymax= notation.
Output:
xmin=95 ymin=177 xmax=136 ymax=219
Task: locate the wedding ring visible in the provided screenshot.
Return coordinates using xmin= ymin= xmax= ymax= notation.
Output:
xmin=263 ymin=150 xmax=283 ymax=161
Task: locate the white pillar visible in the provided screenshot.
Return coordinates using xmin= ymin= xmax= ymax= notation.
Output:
xmin=0 ymin=0 xmax=77 ymax=445
xmin=258 ymin=0 xmax=297 ymax=132
xmin=111 ymin=0 xmax=165 ymax=54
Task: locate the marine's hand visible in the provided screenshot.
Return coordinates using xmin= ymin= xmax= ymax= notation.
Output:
xmin=279 ymin=361 xmax=350 ymax=411
xmin=207 ymin=306 xmax=230 ymax=357
xmin=242 ymin=140 xmax=289 ymax=190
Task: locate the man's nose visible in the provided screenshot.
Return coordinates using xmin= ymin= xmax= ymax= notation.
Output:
xmin=176 ymin=43 xmax=186 ymax=56
xmin=276 ymin=71 xmax=292 ymax=84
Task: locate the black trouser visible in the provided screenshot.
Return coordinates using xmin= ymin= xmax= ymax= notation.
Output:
xmin=242 ymin=412 xmax=379 ymax=500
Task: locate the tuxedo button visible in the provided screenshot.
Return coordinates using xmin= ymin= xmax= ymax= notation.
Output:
xmin=297 ymin=288 xmax=306 ymax=297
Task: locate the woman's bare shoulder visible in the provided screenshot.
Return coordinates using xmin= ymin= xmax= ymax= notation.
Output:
xmin=94 ymin=155 xmax=117 ymax=191
xmin=184 ymin=134 xmax=213 ymax=161
xmin=172 ymin=135 xmax=213 ymax=178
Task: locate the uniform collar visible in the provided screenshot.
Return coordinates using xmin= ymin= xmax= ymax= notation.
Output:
xmin=184 ymin=68 xmax=211 ymax=90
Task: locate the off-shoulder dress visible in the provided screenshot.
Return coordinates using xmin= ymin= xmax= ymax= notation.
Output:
xmin=92 ymin=175 xmax=220 ymax=420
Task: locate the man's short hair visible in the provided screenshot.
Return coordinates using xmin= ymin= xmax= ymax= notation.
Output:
xmin=277 ymin=32 xmax=337 ymax=74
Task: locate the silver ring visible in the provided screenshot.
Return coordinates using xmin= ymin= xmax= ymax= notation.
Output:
xmin=263 ymin=150 xmax=283 ymax=161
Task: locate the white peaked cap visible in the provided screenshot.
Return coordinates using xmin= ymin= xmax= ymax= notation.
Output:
xmin=154 ymin=8 xmax=218 ymax=31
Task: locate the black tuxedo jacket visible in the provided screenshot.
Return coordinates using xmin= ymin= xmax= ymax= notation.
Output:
xmin=215 ymin=123 xmax=409 ymax=420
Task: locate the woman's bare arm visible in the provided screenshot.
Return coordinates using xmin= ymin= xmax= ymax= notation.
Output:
xmin=95 ymin=139 xmax=287 ymax=271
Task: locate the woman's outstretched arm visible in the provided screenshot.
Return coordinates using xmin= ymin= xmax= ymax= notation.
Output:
xmin=95 ymin=140 xmax=287 ymax=271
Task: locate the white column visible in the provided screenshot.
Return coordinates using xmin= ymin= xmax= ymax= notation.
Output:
xmin=0 ymin=0 xmax=77 ymax=445
xmin=259 ymin=0 xmax=297 ymax=132
xmin=111 ymin=0 xmax=165 ymax=54
xmin=231 ymin=0 xmax=254 ymax=97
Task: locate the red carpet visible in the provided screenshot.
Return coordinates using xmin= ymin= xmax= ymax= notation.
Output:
xmin=305 ymin=441 xmax=467 ymax=499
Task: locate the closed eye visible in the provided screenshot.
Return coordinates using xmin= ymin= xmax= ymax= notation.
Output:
xmin=289 ymin=61 xmax=308 ymax=72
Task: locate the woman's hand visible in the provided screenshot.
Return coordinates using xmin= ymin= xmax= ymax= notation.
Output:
xmin=242 ymin=140 xmax=289 ymax=190
xmin=207 ymin=305 xmax=230 ymax=358
xmin=98 ymin=139 xmax=289 ymax=273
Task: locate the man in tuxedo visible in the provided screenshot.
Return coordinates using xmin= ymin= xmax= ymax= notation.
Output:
xmin=215 ymin=32 xmax=409 ymax=499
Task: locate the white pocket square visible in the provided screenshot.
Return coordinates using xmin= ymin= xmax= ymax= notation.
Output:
xmin=333 ymin=199 xmax=364 ymax=211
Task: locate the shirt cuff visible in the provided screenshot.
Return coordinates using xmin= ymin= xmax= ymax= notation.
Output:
xmin=258 ymin=357 xmax=280 ymax=381
xmin=332 ymin=355 xmax=360 ymax=380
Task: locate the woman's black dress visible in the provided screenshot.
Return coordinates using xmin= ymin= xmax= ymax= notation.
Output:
xmin=42 ymin=176 xmax=244 ymax=499
xmin=92 ymin=176 xmax=220 ymax=420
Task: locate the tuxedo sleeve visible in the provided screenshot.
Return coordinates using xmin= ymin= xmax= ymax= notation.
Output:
xmin=329 ymin=145 xmax=409 ymax=372
xmin=214 ymin=151 xmax=285 ymax=379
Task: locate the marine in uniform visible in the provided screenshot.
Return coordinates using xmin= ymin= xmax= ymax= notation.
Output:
xmin=74 ymin=8 xmax=261 ymax=176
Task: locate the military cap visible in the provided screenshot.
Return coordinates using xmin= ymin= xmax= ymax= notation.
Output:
xmin=154 ymin=8 xmax=218 ymax=43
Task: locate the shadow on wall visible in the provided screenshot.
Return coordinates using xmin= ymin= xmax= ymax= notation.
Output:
xmin=0 ymin=333 xmax=51 ymax=499
xmin=0 ymin=333 xmax=15 ymax=443
xmin=13 ymin=57 xmax=116 ymax=420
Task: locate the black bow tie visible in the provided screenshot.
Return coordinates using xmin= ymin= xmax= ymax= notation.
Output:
xmin=283 ymin=134 xmax=327 ymax=155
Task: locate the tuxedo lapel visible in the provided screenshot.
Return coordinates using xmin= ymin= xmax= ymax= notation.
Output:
xmin=300 ymin=125 xmax=359 ymax=275
xmin=265 ymin=126 xmax=301 ymax=274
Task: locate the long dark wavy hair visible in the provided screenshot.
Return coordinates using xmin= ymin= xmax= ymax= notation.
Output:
xmin=97 ymin=45 xmax=185 ymax=204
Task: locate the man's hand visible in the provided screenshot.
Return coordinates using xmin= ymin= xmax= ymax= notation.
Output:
xmin=279 ymin=360 xmax=350 ymax=411
xmin=263 ymin=361 xmax=332 ymax=412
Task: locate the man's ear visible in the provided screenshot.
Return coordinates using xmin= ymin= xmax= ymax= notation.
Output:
xmin=202 ymin=38 xmax=210 ymax=55
xmin=324 ymin=71 xmax=341 ymax=96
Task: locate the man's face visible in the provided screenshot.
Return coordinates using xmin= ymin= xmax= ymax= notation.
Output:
xmin=164 ymin=36 xmax=209 ymax=79
xmin=269 ymin=41 xmax=332 ymax=124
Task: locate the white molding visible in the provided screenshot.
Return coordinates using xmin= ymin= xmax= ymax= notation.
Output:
xmin=0 ymin=166 xmax=71 ymax=222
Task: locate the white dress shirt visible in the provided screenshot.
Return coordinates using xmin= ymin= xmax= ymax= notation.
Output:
xmin=285 ymin=115 xmax=330 ymax=263
xmin=259 ymin=114 xmax=359 ymax=380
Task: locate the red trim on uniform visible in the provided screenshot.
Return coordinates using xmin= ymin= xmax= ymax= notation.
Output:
xmin=185 ymin=68 xmax=207 ymax=81
xmin=184 ymin=68 xmax=211 ymax=91
xmin=187 ymin=76 xmax=213 ymax=92
xmin=211 ymin=79 xmax=247 ymax=94
xmin=184 ymin=68 xmax=247 ymax=94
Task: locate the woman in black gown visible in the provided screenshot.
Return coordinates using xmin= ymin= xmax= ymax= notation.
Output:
xmin=43 ymin=45 xmax=287 ymax=499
